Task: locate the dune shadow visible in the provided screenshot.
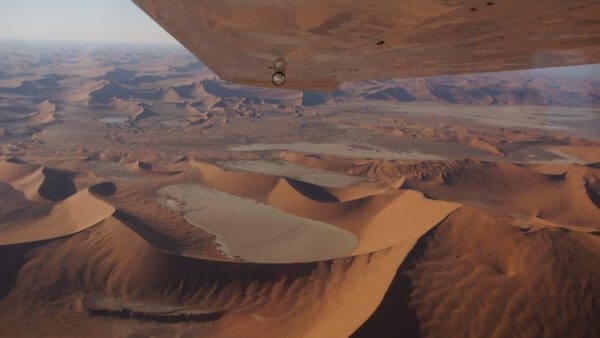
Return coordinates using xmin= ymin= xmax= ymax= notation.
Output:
xmin=113 ymin=209 xmax=182 ymax=254
xmin=89 ymin=182 xmax=117 ymax=196
xmin=0 ymin=242 xmax=45 ymax=300
xmin=351 ymin=225 xmax=438 ymax=338
xmin=585 ymin=182 xmax=600 ymax=209
xmin=39 ymin=167 xmax=76 ymax=201
xmin=285 ymin=178 xmax=339 ymax=203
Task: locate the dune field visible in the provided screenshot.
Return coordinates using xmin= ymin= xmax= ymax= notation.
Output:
xmin=0 ymin=42 xmax=599 ymax=337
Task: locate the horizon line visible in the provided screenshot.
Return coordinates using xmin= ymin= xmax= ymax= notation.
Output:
xmin=0 ymin=37 xmax=183 ymax=47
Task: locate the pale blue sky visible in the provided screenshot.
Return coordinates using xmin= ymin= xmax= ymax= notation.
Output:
xmin=0 ymin=0 xmax=177 ymax=44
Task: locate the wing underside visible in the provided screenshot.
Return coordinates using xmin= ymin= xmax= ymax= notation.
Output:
xmin=134 ymin=0 xmax=600 ymax=90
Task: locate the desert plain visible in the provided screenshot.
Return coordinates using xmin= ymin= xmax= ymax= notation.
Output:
xmin=0 ymin=41 xmax=599 ymax=338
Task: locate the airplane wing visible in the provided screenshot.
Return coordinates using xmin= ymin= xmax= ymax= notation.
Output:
xmin=133 ymin=0 xmax=600 ymax=90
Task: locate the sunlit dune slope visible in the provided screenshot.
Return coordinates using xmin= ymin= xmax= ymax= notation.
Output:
xmin=0 ymin=187 xmax=115 ymax=245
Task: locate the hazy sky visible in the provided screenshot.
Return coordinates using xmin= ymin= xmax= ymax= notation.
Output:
xmin=0 ymin=0 xmax=177 ymax=44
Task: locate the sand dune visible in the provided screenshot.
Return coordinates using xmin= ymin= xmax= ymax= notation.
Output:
xmin=88 ymin=82 xmax=133 ymax=103
xmin=161 ymin=87 xmax=182 ymax=103
xmin=191 ymin=161 xmax=281 ymax=197
xmin=327 ymin=182 xmax=393 ymax=202
xmin=23 ymin=100 xmax=56 ymax=125
xmin=263 ymin=178 xmax=459 ymax=255
xmin=1 ymin=152 xmax=597 ymax=337
xmin=183 ymin=161 xmax=460 ymax=256
xmin=184 ymin=104 xmax=214 ymax=126
xmin=0 ymin=159 xmax=75 ymax=202
xmin=0 ymin=100 xmax=56 ymax=126
xmin=61 ymin=158 xmax=457 ymax=263
xmin=355 ymin=206 xmax=600 ymax=338
xmin=132 ymin=104 xmax=156 ymax=121
xmin=107 ymin=98 xmax=145 ymax=117
xmin=173 ymin=82 xmax=218 ymax=102
xmin=281 ymin=154 xmax=600 ymax=228
xmin=406 ymin=160 xmax=600 ymax=227
xmin=0 ymin=215 xmax=414 ymax=338
xmin=96 ymin=99 xmax=155 ymax=123
xmin=0 ymin=188 xmax=115 ymax=245
xmin=553 ymin=145 xmax=600 ymax=163
xmin=468 ymin=137 xmax=505 ymax=157
xmin=0 ymin=158 xmax=40 ymax=185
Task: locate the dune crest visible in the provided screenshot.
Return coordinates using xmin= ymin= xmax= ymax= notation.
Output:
xmin=0 ymin=188 xmax=115 ymax=245
xmin=106 ymin=98 xmax=144 ymax=115
xmin=468 ymin=137 xmax=505 ymax=156
xmin=22 ymin=99 xmax=57 ymax=125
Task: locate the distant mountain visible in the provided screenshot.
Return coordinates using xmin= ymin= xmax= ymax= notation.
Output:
xmin=341 ymin=66 xmax=599 ymax=107
xmin=365 ymin=87 xmax=416 ymax=102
